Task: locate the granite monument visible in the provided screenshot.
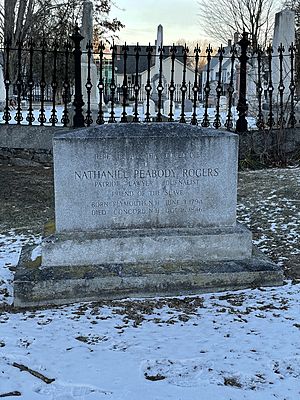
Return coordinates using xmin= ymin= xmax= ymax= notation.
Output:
xmin=14 ymin=124 xmax=283 ymax=307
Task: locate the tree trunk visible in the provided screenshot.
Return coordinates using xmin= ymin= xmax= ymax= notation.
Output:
xmin=4 ymin=0 xmax=17 ymax=43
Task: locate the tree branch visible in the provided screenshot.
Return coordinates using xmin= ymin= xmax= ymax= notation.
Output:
xmin=12 ymin=362 xmax=55 ymax=384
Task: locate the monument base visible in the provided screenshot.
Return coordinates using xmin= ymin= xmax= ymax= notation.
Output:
xmin=13 ymin=123 xmax=284 ymax=307
xmin=41 ymin=224 xmax=252 ymax=267
xmin=13 ymin=227 xmax=283 ymax=308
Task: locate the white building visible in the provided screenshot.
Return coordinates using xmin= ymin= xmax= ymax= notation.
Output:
xmin=114 ymin=36 xmax=195 ymax=102
xmin=200 ymin=39 xmax=239 ymax=107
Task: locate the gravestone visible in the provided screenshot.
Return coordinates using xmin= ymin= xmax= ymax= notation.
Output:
xmin=184 ymin=99 xmax=193 ymax=113
xmin=151 ymin=25 xmax=167 ymax=106
xmin=272 ymin=8 xmax=295 ymax=104
xmin=246 ymin=58 xmax=260 ymax=113
xmin=163 ymin=99 xmax=171 ymax=115
xmin=81 ymin=0 xmax=99 ymax=111
xmin=14 ymin=123 xmax=283 ymax=307
xmin=219 ymin=96 xmax=227 ymax=112
xmin=143 ymin=99 xmax=156 ymax=117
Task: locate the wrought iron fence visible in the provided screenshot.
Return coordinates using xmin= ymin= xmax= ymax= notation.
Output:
xmin=0 ymin=27 xmax=298 ymax=131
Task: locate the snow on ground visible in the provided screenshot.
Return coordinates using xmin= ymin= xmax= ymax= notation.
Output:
xmin=0 ymin=282 xmax=300 ymax=399
xmin=237 ymin=168 xmax=300 ymax=274
xmin=2 ymin=104 xmax=257 ymax=129
xmin=0 ymin=233 xmax=39 ymax=305
xmin=0 ymin=167 xmax=299 ymax=399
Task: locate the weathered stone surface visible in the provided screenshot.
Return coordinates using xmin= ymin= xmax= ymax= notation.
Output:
xmin=42 ymin=224 xmax=252 ymax=267
xmin=53 ymin=123 xmax=238 ymax=232
xmin=81 ymin=1 xmax=99 ymax=109
xmin=163 ymin=100 xmax=171 ymax=115
xmin=143 ymin=99 xmax=156 ymax=116
xmin=12 ymin=123 xmax=283 ymax=308
xmin=184 ymin=99 xmax=193 ymax=112
xmin=0 ymin=147 xmax=53 ymax=166
xmin=14 ymin=244 xmax=284 ymax=308
xmin=0 ymin=125 xmax=65 ymax=150
xmin=272 ymin=9 xmax=295 ymax=103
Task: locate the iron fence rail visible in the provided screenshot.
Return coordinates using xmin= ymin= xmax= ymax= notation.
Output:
xmin=1 ymin=28 xmax=298 ymax=131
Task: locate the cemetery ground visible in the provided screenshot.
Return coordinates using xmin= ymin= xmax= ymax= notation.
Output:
xmin=0 ymin=163 xmax=299 ymax=399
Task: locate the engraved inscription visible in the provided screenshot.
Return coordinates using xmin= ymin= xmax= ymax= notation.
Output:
xmin=74 ymin=168 xmax=219 ymax=181
xmin=74 ymin=159 xmax=221 ymax=221
xmin=75 ymin=170 xmax=128 ymax=180
xmin=91 ymin=199 xmax=160 ymax=217
xmin=133 ymin=169 xmax=176 ymax=178
xmin=182 ymin=168 xmax=219 ymax=177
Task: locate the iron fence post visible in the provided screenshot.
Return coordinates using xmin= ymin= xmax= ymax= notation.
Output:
xmin=3 ymin=38 xmax=11 ymax=124
xmin=236 ymin=31 xmax=250 ymax=133
xmin=71 ymin=25 xmax=85 ymax=128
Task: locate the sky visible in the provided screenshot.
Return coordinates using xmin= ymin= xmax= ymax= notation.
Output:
xmin=110 ymin=0 xmax=208 ymax=45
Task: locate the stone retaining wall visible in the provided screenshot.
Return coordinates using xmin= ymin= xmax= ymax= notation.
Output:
xmin=0 ymin=147 xmax=53 ymax=166
xmin=239 ymin=128 xmax=300 ymax=166
xmin=0 ymin=125 xmax=299 ymax=167
xmin=0 ymin=125 xmax=66 ymax=166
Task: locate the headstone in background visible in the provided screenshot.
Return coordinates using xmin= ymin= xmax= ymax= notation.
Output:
xmin=151 ymin=25 xmax=167 ymax=105
xmin=143 ymin=99 xmax=156 ymax=117
xmin=219 ymin=96 xmax=227 ymax=112
xmin=81 ymin=0 xmax=99 ymax=111
xmin=184 ymin=99 xmax=193 ymax=113
xmin=272 ymin=8 xmax=295 ymax=104
xmin=246 ymin=59 xmax=259 ymax=114
xmin=163 ymin=99 xmax=171 ymax=115
xmin=154 ymin=24 xmax=163 ymax=76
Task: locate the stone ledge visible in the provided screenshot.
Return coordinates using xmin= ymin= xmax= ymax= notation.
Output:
xmin=14 ymin=246 xmax=283 ymax=308
xmin=41 ymin=224 xmax=253 ymax=267
xmin=54 ymin=122 xmax=236 ymax=140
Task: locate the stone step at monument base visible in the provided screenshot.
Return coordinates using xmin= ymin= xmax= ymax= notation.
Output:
xmin=41 ymin=224 xmax=253 ymax=267
xmin=14 ymin=244 xmax=283 ymax=308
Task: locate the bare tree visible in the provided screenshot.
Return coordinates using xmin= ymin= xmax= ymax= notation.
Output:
xmin=0 ymin=0 xmax=124 ymax=46
xmin=1 ymin=0 xmax=34 ymax=45
xmin=175 ymin=38 xmax=216 ymax=69
xmin=0 ymin=0 xmax=124 ymax=92
xmin=198 ymin=0 xmax=280 ymax=48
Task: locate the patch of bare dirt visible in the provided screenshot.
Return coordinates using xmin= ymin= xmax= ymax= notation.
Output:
xmin=0 ymin=164 xmax=54 ymax=235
